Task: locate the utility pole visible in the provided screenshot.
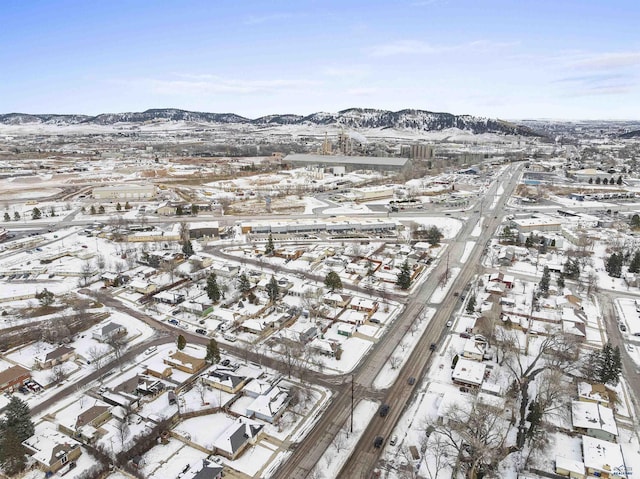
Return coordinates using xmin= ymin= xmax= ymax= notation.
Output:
xmin=350 ymin=374 xmax=354 ymax=434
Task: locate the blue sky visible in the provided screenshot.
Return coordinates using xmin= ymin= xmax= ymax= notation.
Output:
xmin=1 ymin=0 xmax=639 ymax=119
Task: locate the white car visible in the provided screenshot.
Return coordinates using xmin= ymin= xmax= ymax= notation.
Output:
xmin=446 ymin=321 xmax=453 ymax=327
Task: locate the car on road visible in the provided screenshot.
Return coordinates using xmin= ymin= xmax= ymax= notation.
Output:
xmin=627 ymin=344 xmax=636 ymax=353
xmin=408 ymin=376 xmax=416 ymax=385
xmin=429 ymin=343 xmax=437 ymax=352
xmin=619 ymin=323 xmax=627 ymax=332
xmin=446 ymin=320 xmax=453 ymax=327
xmin=195 ymin=328 xmax=207 ymax=335
xmin=379 ymin=404 xmax=390 ymax=417
xmin=168 ymin=319 xmax=179 ymax=325
xmin=374 ymin=436 xmax=384 ymax=448
xmin=389 ymin=435 xmax=398 ymax=446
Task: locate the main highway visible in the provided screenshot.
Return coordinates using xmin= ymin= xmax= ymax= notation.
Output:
xmin=271 ymin=163 xmax=524 ymax=478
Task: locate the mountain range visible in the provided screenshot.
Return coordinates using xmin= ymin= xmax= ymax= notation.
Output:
xmin=0 ymin=107 xmax=543 ymax=136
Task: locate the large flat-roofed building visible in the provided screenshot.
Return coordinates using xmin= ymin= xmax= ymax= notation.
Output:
xmin=283 ymin=153 xmax=411 ymax=173
xmin=92 ymin=183 xmax=156 ymax=200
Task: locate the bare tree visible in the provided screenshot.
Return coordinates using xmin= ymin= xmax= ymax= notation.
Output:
xmin=96 ymin=254 xmax=106 ymax=271
xmin=390 ymin=355 xmax=402 ymax=370
xmin=194 ymin=379 xmax=208 ymax=406
xmin=422 ymin=434 xmax=454 ymax=479
xmin=49 ymin=364 xmax=67 ymax=384
xmin=179 ymin=220 xmax=190 ymax=243
xmin=81 ymin=260 xmax=94 ymax=286
xmin=116 ymin=418 xmax=130 ymax=448
xmin=431 ymin=401 xmax=511 ymax=479
xmin=107 ymin=335 xmax=127 ymax=369
xmin=331 ymin=430 xmax=347 ymax=453
xmin=87 ymin=346 xmax=106 ymax=371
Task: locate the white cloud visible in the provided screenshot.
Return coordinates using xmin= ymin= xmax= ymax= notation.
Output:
xmin=570 ymin=51 xmax=640 ymax=70
xmin=368 ymin=39 xmax=518 ymax=57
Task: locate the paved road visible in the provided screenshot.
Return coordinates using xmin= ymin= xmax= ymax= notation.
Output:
xmin=271 ymin=164 xmax=523 ymax=478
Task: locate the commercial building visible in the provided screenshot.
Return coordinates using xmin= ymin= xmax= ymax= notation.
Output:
xmin=92 ymin=183 xmax=156 ymax=200
xmin=283 ymin=153 xmax=411 ymax=173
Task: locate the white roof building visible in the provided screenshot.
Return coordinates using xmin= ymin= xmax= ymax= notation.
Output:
xmin=581 ymin=435 xmax=625 ymax=478
xmin=572 ymin=401 xmax=618 ymax=442
xmin=451 ymin=358 xmax=486 ymax=387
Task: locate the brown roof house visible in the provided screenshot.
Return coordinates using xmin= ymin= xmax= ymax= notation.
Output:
xmin=164 ymin=350 xmax=206 ymax=374
xmin=0 ymin=364 xmax=31 ymax=393
xmin=58 ymin=399 xmax=112 ymax=444
xmin=23 ymin=428 xmax=82 ymax=475
xmin=34 ymin=345 xmax=75 ymax=370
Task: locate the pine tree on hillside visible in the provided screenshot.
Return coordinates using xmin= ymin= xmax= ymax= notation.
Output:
xmin=396 ymin=260 xmax=412 ymax=290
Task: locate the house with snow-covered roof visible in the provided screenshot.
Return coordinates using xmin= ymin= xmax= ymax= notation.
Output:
xmin=212 ymin=417 xmax=263 ymax=460
xmin=203 ymin=367 xmax=250 ymax=394
xmin=246 ymin=385 xmax=290 ymax=423
xmin=23 ymin=428 xmax=82 ymax=475
xmin=572 ymin=401 xmax=618 ymax=442
xmin=581 ymin=435 xmax=625 ymax=479
xmin=92 ymin=322 xmax=126 ymax=342
xmin=177 ymin=459 xmax=223 ymax=479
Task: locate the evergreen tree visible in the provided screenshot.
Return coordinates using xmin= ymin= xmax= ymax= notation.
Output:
xmin=205 ymin=338 xmax=221 ymax=363
xmin=631 ymin=214 xmax=640 ymax=229
xmin=603 ymin=178 xmax=609 ymax=185
xmin=182 ymin=240 xmax=194 ymax=257
xmin=588 ymin=177 xmax=593 ymax=184
xmin=35 ymin=288 xmax=54 ymax=306
xmin=191 ymin=204 xmax=199 ymax=215
xmin=31 ymin=207 xmax=41 ymax=220
xmin=538 ymin=266 xmax=550 ymax=297
xmin=584 ymin=343 xmax=622 ymax=386
xmin=90 ymin=205 xmax=96 ymax=215
xmin=563 ymin=258 xmax=580 ymax=280
xmin=125 ymin=201 xmax=131 ymax=210
xmin=13 ymin=211 xmax=19 ymax=221
xmin=595 ymin=177 xmax=601 ymax=184
xmin=466 ymin=294 xmax=476 ymax=314
xmin=266 ymin=275 xmax=280 ymax=302
xmin=557 ymin=274 xmax=565 ymax=290
xmin=176 ymin=205 xmax=183 ymax=215
xmin=629 ymin=251 xmax=640 ymax=273
xmin=265 ymin=233 xmax=275 ymax=255
xmin=116 ymin=202 xmax=122 ymax=211
xmin=3 ymin=212 xmax=9 ymax=222
xmin=617 ymin=176 xmax=623 ymax=185
xmin=49 ymin=206 xmax=56 ymax=217
xmin=324 ymin=271 xmax=343 ymax=292
xmin=605 ymin=252 xmax=623 ymax=278
xmin=206 ymin=273 xmax=221 ymax=302
xmin=396 ymin=260 xmax=412 ymax=290
xmin=0 ymin=396 xmax=35 ymax=475
xmin=177 ymin=334 xmax=186 ymax=351
xmin=426 ymin=226 xmax=443 ymax=246
xmin=237 ymin=272 xmax=251 ymax=294
xmin=98 ymin=205 xmax=105 ymax=214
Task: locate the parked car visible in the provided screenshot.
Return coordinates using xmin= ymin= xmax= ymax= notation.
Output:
xmin=195 ymin=328 xmax=207 ymax=335
xmin=168 ymin=319 xmax=179 ymax=325
xmin=429 ymin=343 xmax=437 ymax=351
xmin=459 ymin=332 xmax=472 ymax=339
xmin=374 ymin=436 xmax=384 ymax=448
xmin=459 ymin=387 xmax=470 ymax=393
xmin=446 ymin=320 xmax=453 ymax=327
xmin=379 ymin=404 xmax=390 ymax=417
xmin=408 ymin=377 xmax=416 ymax=385
xmin=389 ymin=435 xmax=398 ymax=446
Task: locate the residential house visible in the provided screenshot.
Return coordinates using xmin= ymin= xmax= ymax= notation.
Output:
xmin=178 ymin=459 xmax=224 ymax=479
xmin=246 ymin=385 xmax=290 ymax=423
xmin=554 ymin=456 xmax=585 ymax=479
xmin=572 ymin=401 xmax=618 ymax=442
xmin=451 ymin=358 xmax=486 ymax=388
xmin=212 ymin=417 xmax=263 ymax=460
xmin=350 ymin=298 xmax=378 ymax=316
xmin=164 ymin=350 xmax=206 ymax=374
xmin=581 ymin=435 xmax=624 ymax=479
xmin=34 ymin=345 xmax=75 ymax=369
xmin=129 ymin=279 xmax=157 ymax=295
xmin=488 ymin=272 xmax=515 ymax=289
xmin=92 ymin=322 xmax=126 ymax=342
xmin=577 ymin=382 xmax=611 ymax=408
xmin=462 ymin=336 xmax=487 ymax=362
xmin=23 ymin=429 xmax=82 ymax=475
xmin=203 ymin=367 xmax=250 ymax=394
xmin=180 ymin=300 xmax=213 ymax=316
xmin=58 ymin=400 xmax=112 ymax=443
xmin=323 ymin=292 xmax=351 ymax=308
xmin=0 ymin=364 xmax=31 ymax=393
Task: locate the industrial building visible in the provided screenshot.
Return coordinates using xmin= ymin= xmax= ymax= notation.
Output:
xmin=283 ymin=154 xmax=411 ymax=173
xmin=92 ymin=183 xmax=156 ymax=200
